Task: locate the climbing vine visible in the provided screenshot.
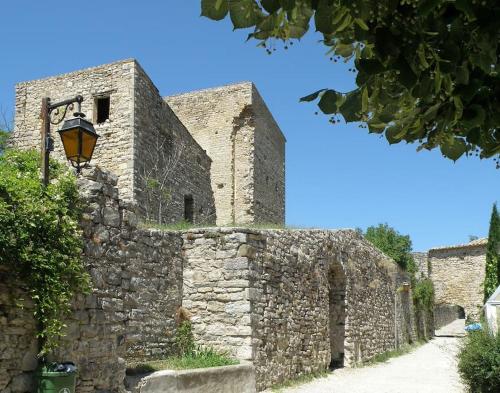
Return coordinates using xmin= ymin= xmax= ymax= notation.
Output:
xmin=0 ymin=149 xmax=89 ymax=355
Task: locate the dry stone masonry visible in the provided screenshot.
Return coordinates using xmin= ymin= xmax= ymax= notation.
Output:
xmin=12 ymin=59 xmax=285 ymax=227
xmin=2 ymin=60 xmax=438 ymax=393
xmin=428 ymin=239 xmax=487 ymax=324
xmin=0 ymin=168 xmax=428 ymax=392
xmin=166 ymin=83 xmax=285 ymax=226
xmin=181 ymin=228 xmax=428 ymax=390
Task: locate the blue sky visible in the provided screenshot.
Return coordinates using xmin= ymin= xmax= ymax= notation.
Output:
xmin=1 ymin=1 xmax=498 ymax=251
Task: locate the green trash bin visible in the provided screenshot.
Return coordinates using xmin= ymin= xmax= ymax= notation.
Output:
xmin=37 ymin=363 xmax=77 ymax=393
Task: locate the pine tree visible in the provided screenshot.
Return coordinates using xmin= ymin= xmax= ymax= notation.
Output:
xmin=484 ymin=203 xmax=500 ymax=301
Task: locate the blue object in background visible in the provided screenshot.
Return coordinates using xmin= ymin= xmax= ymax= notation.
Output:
xmin=464 ymin=323 xmax=482 ymax=332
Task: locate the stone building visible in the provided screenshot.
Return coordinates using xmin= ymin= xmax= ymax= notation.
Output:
xmin=11 ymin=59 xmax=285 ymax=226
xmin=3 ymin=61 xmax=432 ymax=393
xmin=0 ymin=168 xmax=427 ymax=393
xmin=428 ymin=238 xmax=487 ymax=326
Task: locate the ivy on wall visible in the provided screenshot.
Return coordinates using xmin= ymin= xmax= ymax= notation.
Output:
xmin=0 ymin=150 xmax=89 ymax=355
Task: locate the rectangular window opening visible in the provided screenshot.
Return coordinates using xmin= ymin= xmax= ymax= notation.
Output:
xmin=95 ymin=96 xmax=110 ymax=124
xmin=184 ymin=195 xmax=194 ymax=223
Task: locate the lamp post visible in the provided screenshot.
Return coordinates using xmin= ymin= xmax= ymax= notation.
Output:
xmin=40 ymin=95 xmax=99 ymax=186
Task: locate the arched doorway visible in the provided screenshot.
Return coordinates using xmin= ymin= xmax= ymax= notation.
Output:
xmin=434 ymin=304 xmax=466 ymax=331
xmin=328 ymin=261 xmax=346 ymax=369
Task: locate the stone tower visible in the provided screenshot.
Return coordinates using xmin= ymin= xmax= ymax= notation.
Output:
xmin=11 ymin=59 xmax=286 ymax=226
xmin=166 ymin=82 xmax=286 ymax=226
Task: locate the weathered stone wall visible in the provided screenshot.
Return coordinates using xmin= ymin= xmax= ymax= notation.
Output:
xmin=429 ymin=243 xmax=487 ymax=321
xmin=11 ymin=59 xmax=136 ymax=201
xmin=251 ymin=87 xmax=286 ymax=225
xmin=166 ymin=83 xmax=285 ymax=226
xmin=181 ymin=228 xmax=415 ymax=390
xmin=411 ymin=252 xmax=429 ymax=280
xmin=11 ymin=59 xmax=216 ymax=226
xmin=133 ymin=64 xmax=216 ymax=225
xmin=0 ymin=168 xmax=184 ymax=393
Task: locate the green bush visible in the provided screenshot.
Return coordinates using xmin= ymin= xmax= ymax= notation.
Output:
xmin=175 ymin=320 xmax=196 ymax=356
xmin=412 ymin=278 xmax=434 ymax=312
xmin=457 ymin=329 xmax=500 ymax=393
xmin=364 ymin=223 xmax=416 ymax=272
xmin=0 ymin=149 xmax=89 ymax=355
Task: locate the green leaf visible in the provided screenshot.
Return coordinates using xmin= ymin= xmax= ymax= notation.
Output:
xmin=440 ymin=137 xmax=467 ymax=161
xmin=336 ymin=43 xmax=354 ymax=58
xmin=417 ymin=44 xmax=430 ymax=69
xmin=300 ymin=89 xmax=326 ymax=102
xmin=318 ymin=90 xmax=339 ymax=114
xmin=354 ymin=18 xmax=369 ymax=31
xmin=314 ymin=0 xmax=336 ymax=34
xmin=386 ymin=125 xmax=405 ymax=144
xmin=367 ymin=119 xmax=386 ymax=133
xmin=453 ymin=96 xmax=463 ymax=121
xmin=423 ymin=103 xmax=441 ymax=122
xmin=462 ymin=105 xmax=486 ymax=129
xmin=357 ymin=59 xmax=385 ymax=75
xmin=229 ymin=0 xmax=260 ymax=29
xmin=339 ymin=90 xmax=362 ymax=122
xmin=456 ymin=64 xmax=469 ymax=85
xmin=361 ymin=87 xmax=369 ymax=113
xmin=201 ymin=0 xmax=229 ymax=20
xmin=261 ymin=0 xmax=280 ymax=13
xmin=434 ymin=65 xmax=442 ymax=94
xmin=394 ymin=56 xmax=417 ymax=89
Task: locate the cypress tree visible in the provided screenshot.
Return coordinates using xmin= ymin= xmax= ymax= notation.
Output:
xmin=484 ymin=203 xmax=500 ymax=301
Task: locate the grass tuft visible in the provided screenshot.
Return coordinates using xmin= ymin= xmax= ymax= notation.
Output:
xmin=126 ymin=347 xmax=239 ymax=375
xmin=360 ymin=341 xmax=425 ymax=367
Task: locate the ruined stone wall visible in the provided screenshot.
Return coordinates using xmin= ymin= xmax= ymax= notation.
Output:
xmin=412 ymin=252 xmax=429 ymax=280
xmin=11 ymin=59 xmax=136 ymax=201
xmin=166 ymin=82 xmax=285 ymax=226
xmin=11 ymin=59 xmax=215 ymax=225
xmin=251 ymin=87 xmax=285 ymax=225
xmin=0 ymin=168 xmax=184 ymax=393
xmin=181 ymin=228 xmax=409 ymax=390
xmin=166 ymin=83 xmax=254 ymax=225
xmin=429 ymin=244 xmax=486 ymax=321
xmin=133 ymin=64 xmax=216 ymax=225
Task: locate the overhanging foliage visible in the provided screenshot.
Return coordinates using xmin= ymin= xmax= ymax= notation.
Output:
xmin=0 ymin=150 xmax=89 ymax=355
xmin=201 ymin=0 xmax=500 ymax=164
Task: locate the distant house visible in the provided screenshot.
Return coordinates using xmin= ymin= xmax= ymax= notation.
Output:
xmin=485 ymin=285 xmax=500 ymax=334
xmin=428 ymin=238 xmax=487 ymax=326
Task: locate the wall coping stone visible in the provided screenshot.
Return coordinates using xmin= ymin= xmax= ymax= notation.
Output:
xmin=130 ymin=362 xmax=256 ymax=393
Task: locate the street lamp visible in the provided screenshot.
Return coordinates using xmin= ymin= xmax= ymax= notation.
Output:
xmin=40 ymin=95 xmax=99 ymax=186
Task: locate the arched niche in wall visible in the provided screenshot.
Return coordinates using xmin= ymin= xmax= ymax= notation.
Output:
xmin=328 ymin=259 xmax=347 ymax=369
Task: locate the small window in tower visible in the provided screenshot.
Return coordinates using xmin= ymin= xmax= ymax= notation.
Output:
xmin=184 ymin=195 xmax=194 ymax=223
xmin=95 ymin=96 xmax=110 ymax=124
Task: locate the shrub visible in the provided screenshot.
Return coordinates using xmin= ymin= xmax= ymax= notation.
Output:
xmin=175 ymin=320 xmax=196 ymax=356
xmin=0 ymin=149 xmax=89 ymax=356
xmin=457 ymin=329 xmax=500 ymax=393
xmin=412 ymin=278 xmax=434 ymax=312
xmin=364 ymin=223 xmax=416 ymax=272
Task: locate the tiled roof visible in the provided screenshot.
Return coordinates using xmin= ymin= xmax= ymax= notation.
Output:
xmin=429 ymin=238 xmax=487 ymax=251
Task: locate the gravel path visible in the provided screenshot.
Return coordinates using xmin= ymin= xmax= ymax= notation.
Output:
xmin=273 ymin=337 xmax=465 ymax=393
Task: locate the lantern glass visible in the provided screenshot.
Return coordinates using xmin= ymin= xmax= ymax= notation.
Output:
xmin=59 ymin=128 xmax=80 ymax=162
xmin=58 ymin=117 xmax=99 ymax=168
xmin=81 ymin=130 xmax=98 ymax=162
